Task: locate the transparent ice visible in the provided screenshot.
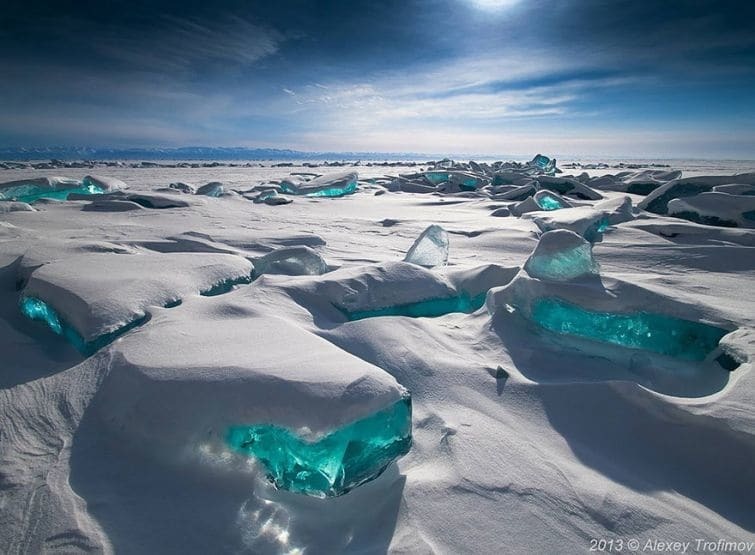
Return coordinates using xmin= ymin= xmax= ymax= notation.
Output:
xmin=344 ymin=293 xmax=486 ymax=320
xmin=404 ymin=224 xmax=449 ymax=268
xmin=531 ymin=297 xmax=728 ymax=361
xmin=226 ymin=394 xmax=412 ymax=497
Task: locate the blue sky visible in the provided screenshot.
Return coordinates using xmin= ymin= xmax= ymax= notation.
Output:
xmin=1 ymin=0 xmax=754 ymax=157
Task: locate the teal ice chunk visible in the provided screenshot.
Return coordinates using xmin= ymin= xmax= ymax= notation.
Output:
xmin=345 ymin=293 xmax=486 ymax=320
xmin=0 ymin=183 xmax=104 ymax=204
xmin=524 ymin=230 xmax=599 ymax=281
xmin=199 ymin=273 xmax=255 ymax=296
xmin=305 ymin=181 xmax=357 ymax=197
xmin=536 ymin=194 xmax=564 ymax=211
xmin=196 ymin=182 xmax=224 ymax=197
xmin=531 ymin=297 xmax=728 ymax=361
xmin=279 ymin=174 xmax=358 ymax=198
xmin=526 ymin=244 xmax=598 ymax=281
xmin=19 ymin=296 xmax=146 ymax=356
xmin=227 ymin=394 xmax=412 ymax=497
xmin=531 ymin=154 xmax=557 ymax=175
xmin=423 ymin=171 xmax=451 ymax=184
xmin=404 ymin=224 xmax=449 ymax=268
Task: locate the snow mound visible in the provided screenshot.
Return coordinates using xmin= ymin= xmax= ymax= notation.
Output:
xmin=524 ymin=206 xmax=610 ymax=242
xmin=639 ymin=173 xmax=755 ymax=214
xmin=96 ymin=302 xmax=408 ymax=466
xmin=667 ymin=192 xmax=755 ymax=228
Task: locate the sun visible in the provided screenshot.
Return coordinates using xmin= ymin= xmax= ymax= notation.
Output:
xmin=465 ymin=0 xmax=520 ymax=11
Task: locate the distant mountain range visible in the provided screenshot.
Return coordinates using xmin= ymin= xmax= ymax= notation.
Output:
xmin=0 ymin=146 xmax=467 ymax=161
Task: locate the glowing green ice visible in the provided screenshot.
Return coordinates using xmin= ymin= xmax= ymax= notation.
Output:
xmin=344 ymin=293 xmax=487 ymax=321
xmin=536 ymin=194 xmax=563 ymax=211
xmin=306 ymin=181 xmax=357 ymax=197
xmin=20 ymin=296 xmax=146 ymax=356
xmin=227 ymin=395 xmax=412 ymax=497
xmin=279 ymin=181 xmax=357 ymax=197
xmin=423 ymin=171 xmax=451 ymax=184
xmin=531 ymin=297 xmax=728 ymax=361
xmin=0 ymin=183 xmax=104 ymax=204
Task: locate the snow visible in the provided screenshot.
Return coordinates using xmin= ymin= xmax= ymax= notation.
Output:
xmin=1 ymin=160 xmax=754 ymax=553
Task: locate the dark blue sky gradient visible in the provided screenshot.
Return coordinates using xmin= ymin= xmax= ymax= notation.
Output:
xmin=1 ymin=0 xmax=753 ymax=156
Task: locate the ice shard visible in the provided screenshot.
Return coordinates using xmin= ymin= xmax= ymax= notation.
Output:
xmin=196 ymin=182 xmax=225 ymax=197
xmin=280 ymin=171 xmax=358 ymax=197
xmin=524 ymin=230 xmax=599 ymax=281
xmin=344 ymin=293 xmax=486 ymax=320
xmin=253 ymin=246 xmax=328 ymax=277
xmin=531 ymin=297 xmax=728 ymax=361
xmin=534 ymin=190 xmax=569 ymax=211
xmin=404 ymin=224 xmax=449 ymax=268
xmin=227 ymin=394 xmax=412 ymax=497
xmin=530 ymin=154 xmax=557 ymax=175
xmin=19 ymin=296 xmax=147 ymax=356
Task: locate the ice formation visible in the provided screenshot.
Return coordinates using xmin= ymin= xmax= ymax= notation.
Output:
xmin=227 ymin=394 xmax=411 ymax=497
xmin=667 ymin=192 xmax=755 ymax=228
xmin=0 ymin=175 xmax=124 ymax=204
xmin=196 ymin=182 xmax=225 ymax=197
xmin=524 ymin=230 xmax=599 ymax=281
xmin=280 ymin=171 xmax=358 ymax=197
xmin=526 ymin=207 xmax=610 ymax=242
xmin=252 ymin=189 xmax=292 ymax=205
xmin=529 ymin=154 xmax=557 ymax=175
xmin=0 ymin=176 xmax=103 ymax=203
xmin=20 ymin=296 xmax=148 ymax=355
xmin=404 ymin=225 xmax=449 ymax=268
xmin=345 ymin=293 xmax=486 ymax=320
xmin=531 ymin=297 xmax=728 ymax=361
xmin=253 ymin=246 xmax=328 ymax=277
xmin=535 ymin=191 xmax=568 ymax=211
xmin=639 ymin=173 xmax=755 ymax=214
xmin=21 ymin=252 xmax=254 ymax=345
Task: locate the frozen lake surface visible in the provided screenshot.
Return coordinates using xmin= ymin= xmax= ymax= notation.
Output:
xmin=1 ymin=158 xmax=754 ymax=554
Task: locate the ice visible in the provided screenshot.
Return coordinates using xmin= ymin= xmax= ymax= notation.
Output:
xmin=196 ymin=182 xmax=225 ymax=197
xmin=22 ymin=252 xmax=254 ymax=344
xmin=404 ymin=225 xmax=449 ymax=268
xmin=280 ymin=171 xmax=358 ymax=197
xmin=0 ymin=177 xmax=102 ymax=203
xmin=226 ymin=394 xmax=411 ymax=497
xmin=639 ymin=173 xmax=755 ymax=214
xmin=169 ymin=182 xmax=196 ymax=194
xmin=0 ymin=201 xmax=34 ymax=212
xmin=345 ymin=293 xmax=486 ymax=320
xmin=0 ymin=175 xmax=123 ymax=204
xmin=524 ymin=230 xmax=599 ymax=281
xmin=531 ymin=297 xmax=728 ymax=361
xmin=537 ymin=176 xmax=603 ymax=200
xmin=252 ymin=189 xmax=292 ymax=205
xmin=530 ymin=154 xmax=557 ymax=174
xmin=667 ymin=192 xmax=755 ymax=228
xmin=535 ymin=191 xmax=567 ymax=211
xmin=525 ymin=207 xmax=611 ymax=242
xmin=253 ymin=246 xmax=328 ymax=277
xmin=20 ymin=296 xmax=147 ymax=355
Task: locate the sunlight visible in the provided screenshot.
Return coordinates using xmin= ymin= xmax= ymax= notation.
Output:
xmin=465 ymin=0 xmax=520 ymax=11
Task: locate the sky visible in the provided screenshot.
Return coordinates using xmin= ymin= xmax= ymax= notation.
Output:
xmin=1 ymin=0 xmax=754 ymax=158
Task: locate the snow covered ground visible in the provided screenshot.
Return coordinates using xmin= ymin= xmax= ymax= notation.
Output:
xmin=1 ymin=159 xmax=754 ymax=554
